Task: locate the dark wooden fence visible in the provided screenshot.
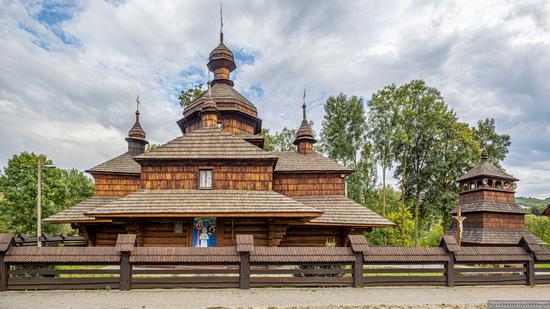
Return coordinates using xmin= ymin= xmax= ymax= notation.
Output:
xmin=12 ymin=234 xmax=87 ymax=247
xmin=0 ymin=233 xmax=549 ymax=291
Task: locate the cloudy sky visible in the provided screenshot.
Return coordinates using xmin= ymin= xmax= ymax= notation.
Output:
xmin=1 ymin=0 xmax=549 ymax=198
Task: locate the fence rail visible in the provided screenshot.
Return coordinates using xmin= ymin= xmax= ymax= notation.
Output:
xmin=0 ymin=233 xmax=549 ymax=291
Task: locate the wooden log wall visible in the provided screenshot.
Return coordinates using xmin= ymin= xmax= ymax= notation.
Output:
xmin=279 ymin=225 xmax=346 ymax=247
xmin=141 ymin=161 xmax=273 ymax=190
xmin=221 ymin=219 xmax=269 ymax=247
xmin=462 ymin=213 xmax=525 ymax=229
xmin=92 ymin=225 xmax=126 ymax=246
xmin=273 ymin=173 xmax=345 ymax=196
xmin=459 ymin=190 xmax=515 ymax=203
xmin=141 ymin=219 xmax=189 ymax=247
xmin=92 ymin=174 xmax=140 ymax=196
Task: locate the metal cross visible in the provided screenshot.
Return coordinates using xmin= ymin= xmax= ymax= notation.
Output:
xmin=136 ymin=95 xmax=141 ymax=112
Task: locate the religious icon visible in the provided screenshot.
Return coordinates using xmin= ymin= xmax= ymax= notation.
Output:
xmin=193 ymin=217 xmax=216 ymax=247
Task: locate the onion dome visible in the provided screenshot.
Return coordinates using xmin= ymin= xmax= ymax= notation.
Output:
xmin=293 ymin=93 xmax=316 ymax=154
xmin=125 ymin=96 xmax=148 ymax=156
xmin=207 ymin=41 xmax=236 ymax=86
xmin=128 ymin=110 xmax=146 ymax=139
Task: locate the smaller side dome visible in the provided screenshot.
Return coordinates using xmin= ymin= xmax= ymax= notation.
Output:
xmin=293 ymin=92 xmax=316 ymax=154
xmin=126 ymin=96 xmax=148 ymax=156
xmin=128 ymin=109 xmax=146 ymax=139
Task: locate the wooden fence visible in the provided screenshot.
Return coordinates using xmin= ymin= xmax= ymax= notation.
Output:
xmin=12 ymin=234 xmax=87 ymax=247
xmin=0 ymin=233 xmax=549 ymax=291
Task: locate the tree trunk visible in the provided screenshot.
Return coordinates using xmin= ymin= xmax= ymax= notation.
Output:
xmin=382 ymin=164 xmax=387 ymax=245
xmin=414 ymin=187 xmax=420 ymax=246
xmin=400 ymin=153 xmax=407 ymax=246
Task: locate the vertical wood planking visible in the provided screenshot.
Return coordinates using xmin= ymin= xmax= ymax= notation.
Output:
xmin=120 ymin=252 xmax=132 ymax=291
xmin=239 ymin=252 xmax=250 ymax=289
xmin=0 ymin=255 xmax=7 ymax=291
xmin=352 ymin=251 xmax=363 ymax=288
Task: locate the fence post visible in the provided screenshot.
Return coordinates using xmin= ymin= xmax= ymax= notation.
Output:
xmin=348 ymin=235 xmax=368 ymax=288
xmin=0 ymin=234 xmax=14 ymax=291
xmin=236 ymin=235 xmax=254 ymax=289
xmin=115 ymin=234 xmax=136 ymax=291
xmin=519 ymin=236 xmax=538 ymax=286
xmin=352 ymin=251 xmax=363 ymax=288
xmin=446 ymin=252 xmax=455 ymax=287
xmin=239 ymin=252 xmax=250 ymax=289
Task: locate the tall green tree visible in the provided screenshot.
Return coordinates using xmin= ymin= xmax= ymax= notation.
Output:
xmin=0 ymin=152 xmax=94 ymax=235
xmin=320 ymin=94 xmax=367 ymax=167
xmin=178 ymin=84 xmax=205 ymax=108
xmin=367 ymin=84 xmax=397 ymax=218
xmin=320 ymin=93 xmax=373 ymax=203
xmin=472 ymin=118 xmax=511 ymax=167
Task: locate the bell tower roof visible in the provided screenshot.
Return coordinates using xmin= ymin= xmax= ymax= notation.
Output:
xmin=457 ymin=145 xmax=518 ymax=183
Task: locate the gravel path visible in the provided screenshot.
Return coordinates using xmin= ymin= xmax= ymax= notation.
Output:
xmin=1 ymin=286 xmax=549 ymax=309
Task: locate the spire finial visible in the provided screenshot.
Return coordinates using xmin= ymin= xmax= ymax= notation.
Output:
xmin=219 ymin=1 xmax=224 ymax=43
xmin=302 ymin=89 xmax=307 ymax=120
xmin=135 ymin=95 xmax=141 ymax=120
xmin=481 ymin=143 xmax=489 ymax=161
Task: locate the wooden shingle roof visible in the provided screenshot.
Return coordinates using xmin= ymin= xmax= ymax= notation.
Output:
xmin=136 ymin=127 xmax=276 ymax=161
xmin=130 ymin=247 xmax=240 ymax=263
xmin=43 ymin=196 xmax=117 ymax=224
xmin=293 ymin=195 xmax=394 ymax=227
xmin=4 ymin=247 xmax=119 ymax=263
xmin=86 ymin=189 xmax=322 ymax=218
xmin=446 ymin=228 xmax=544 ymax=245
xmin=184 ymin=83 xmax=256 ymax=116
xmin=451 ymin=200 xmax=526 ymax=214
xmin=87 ymin=153 xmax=141 ymax=175
xmin=543 ymin=205 xmax=550 ymax=216
xmin=454 ymin=247 xmax=530 ymax=263
xmin=274 ymin=152 xmax=352 ymax=173
xmin=457 ymin=159 xmax=518 ymax=182
xmin=250 ymin=247 xmax=355 ymax=263
xmin=363 ymin=247 xmax=449 ymax=263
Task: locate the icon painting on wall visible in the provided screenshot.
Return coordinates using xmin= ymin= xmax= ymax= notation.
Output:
xmin=193 ymin=217 xmax=217 ymax=247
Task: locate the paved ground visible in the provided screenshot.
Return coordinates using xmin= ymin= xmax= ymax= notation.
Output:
xmin=1 ymin=286 xmax=549 ymax=309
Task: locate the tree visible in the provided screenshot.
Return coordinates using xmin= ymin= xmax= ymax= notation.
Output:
xmin=145 ymin=143 xmax=160 ymax=153
xmin=346 ymin=143 xmax=378 ymax=206
xmin=0 ymin=152 xmax=94 ymax=235
xmin=178 ymin=84 xmax=205 ymax=108
xmin=261 ymin=127 xmax=302 ymax=152
xmin=320 ymin=94 xmax=372 ymax=205
xmin=367 ymin=84 xmax=397 ymax=219
xmin=392 ymin=80 xmax=467 ymax=245
xmin=320 ymin=94 xmax=367 ymax=167
xmin=472 ymin=118 xmax=511 ymax=167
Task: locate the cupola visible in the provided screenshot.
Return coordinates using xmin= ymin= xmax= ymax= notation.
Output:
xmin=200 ymin=82 xmax=219 ymax=127
xmin=293 ymin=92 xmax=316 ymax=154
xmin=125 ymin=96 xmax=148 ymax=156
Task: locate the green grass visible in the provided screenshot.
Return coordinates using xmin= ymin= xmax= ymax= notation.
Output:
xmin=55 ymin=265 xmax=117 ymax=278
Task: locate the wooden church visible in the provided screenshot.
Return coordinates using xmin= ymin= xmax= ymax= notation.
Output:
xmin=448 ymin=147 xmax=544 ymax=246
xmin=45 ymin=31 xmax=394 ymax=247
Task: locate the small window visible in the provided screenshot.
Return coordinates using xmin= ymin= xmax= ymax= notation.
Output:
xmin=199 ymin=169 xmax=213 ymax=189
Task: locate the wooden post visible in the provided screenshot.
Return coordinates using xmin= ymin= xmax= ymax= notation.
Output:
xmin=446 ymin=253 xmax=455 ymax=287
xmin=525 ymin=253 xmax=535 ymax=286
xmin=0 ymin=255 xmax=7 ymax=291
xmin=120 ymin=252 xmax=132 ymax=291
xmin=239 ymin=252 xmax=250 ymax=289
xmin=352 ymin=251 xmax=363 ymax=288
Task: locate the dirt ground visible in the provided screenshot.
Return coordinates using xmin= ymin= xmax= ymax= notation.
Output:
xmin=1 ymin=285 xmax=549 ymax=309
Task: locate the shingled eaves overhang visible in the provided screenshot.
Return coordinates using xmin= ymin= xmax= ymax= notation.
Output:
xmin=44 ymin=196 xmax=117 ymax=224
xmin=273 ymin=152 xmax=353 ymax=174
xmin=135 ymin=127 xmax=277 ymax=162
xmin=293 ymin=195 xmax=395 ymax=228
xmin=86 ymin=153 xmax=141 ymax=176
xmin=85 ymin=189 xmax=322 ymax=218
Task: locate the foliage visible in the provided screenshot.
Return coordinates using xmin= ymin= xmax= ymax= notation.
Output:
xmin=145 ymin=143 xmax=160 ymax=153
xmin=472 ymin=118 xmax=511 ymax=168
xmin=261 ymin=126 xmax=313 ymax=152
xmin=178 ymin=84 xmax=205 ymax=108
xmin=319 ymin=93 xmax=376 ymax=204
xmin=320 ymin=94 xmax=367 ymax=167
xmin=525 ymin=214 xmax=550 ymax=244
xmin=0 ymin=152 xmax=93 ymax=235
xmin=516 ymin=196 xmax=550 ymax=214
xmin=367 ymin=208 xmax=415 ymax=246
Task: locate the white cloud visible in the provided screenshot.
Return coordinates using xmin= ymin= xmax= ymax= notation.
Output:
xmin=1 ymin=0 xmax=550 ymax=197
